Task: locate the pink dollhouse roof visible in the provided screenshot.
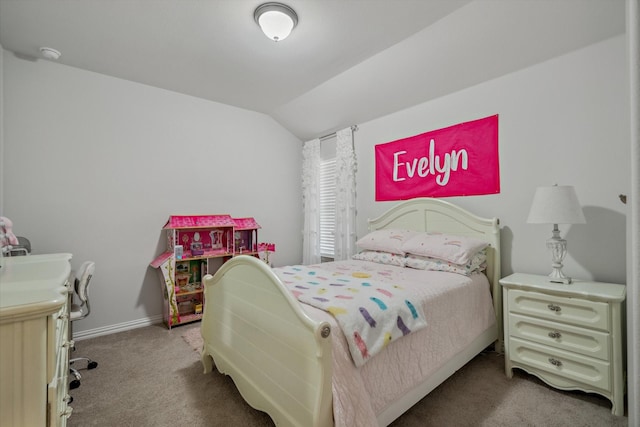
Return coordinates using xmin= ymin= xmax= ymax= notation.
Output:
xmin=149 ymin=251 xmax=172 ymax=268
xmin=233 ymin=217 xmax=261 ymax=230
xmin=163 ymin=214 xmax=235 ymax=229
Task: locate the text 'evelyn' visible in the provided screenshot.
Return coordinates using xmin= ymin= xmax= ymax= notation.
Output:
xmin=392 ymin=139 xmax=468 ymax=186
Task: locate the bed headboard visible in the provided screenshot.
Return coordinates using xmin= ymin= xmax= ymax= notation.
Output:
xmin=368 ymin=197 xmax=502 ymax=349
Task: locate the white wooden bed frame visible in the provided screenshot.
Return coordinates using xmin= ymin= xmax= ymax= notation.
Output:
xmin=201 ymin=198 xmax=501 ymax=427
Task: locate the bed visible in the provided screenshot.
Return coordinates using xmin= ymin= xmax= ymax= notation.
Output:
xmin=200 ymin=198 xmax=501 ymax=427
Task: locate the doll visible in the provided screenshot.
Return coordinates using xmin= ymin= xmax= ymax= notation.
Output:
xmin=0 ymin=216 xmax=19 ymax=247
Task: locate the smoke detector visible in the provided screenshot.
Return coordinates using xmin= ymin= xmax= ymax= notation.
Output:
xmin=39 ymin=47 xmax=61 ymax=60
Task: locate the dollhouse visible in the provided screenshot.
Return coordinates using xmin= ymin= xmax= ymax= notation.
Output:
xmin=150 ymin=214 xmax=261 ymax=328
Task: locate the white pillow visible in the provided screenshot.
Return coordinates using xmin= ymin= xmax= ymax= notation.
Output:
xmin=405 ymin=249 xmax=487 ymax=276
xmin=352 ymin=250 xmax=407 ymax=267
xmin=401 ymin=232 xmax=488 ymax=264
xmin=356 ymin=229 xmax=419 ymax=255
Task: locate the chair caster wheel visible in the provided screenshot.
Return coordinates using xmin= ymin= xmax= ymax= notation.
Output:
xmin=70 ymin=379 xmax=81 ymax=390
xmin=88 ymin=361 xmax=98 ymax=369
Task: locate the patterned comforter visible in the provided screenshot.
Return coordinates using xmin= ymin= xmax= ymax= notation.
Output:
xmin=275 ymin=264 xmax=428 ymax=367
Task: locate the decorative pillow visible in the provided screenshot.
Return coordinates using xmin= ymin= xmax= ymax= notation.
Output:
xmin=405 ymin=249 xmax=487 ymax=276
xmin=401 ymin=232 xmax=488 ymax=264
xmin=352 ymin=250 xmax=407 ymax=267
xmin=355 ymin=229 xmax=419 ymax=255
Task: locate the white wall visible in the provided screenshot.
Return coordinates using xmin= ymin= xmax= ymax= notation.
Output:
xmin=2 ymin=34 xmax=629 ymax=335
xmin=355 ymin=35 xmax=629 ymax=285
xmin=0 ymin=45 xmax=4 ymax=211
xmin=626 ymin=0 xmax=640 ymax=424
xmin=2 ymin=51 xmax=303 ymax=334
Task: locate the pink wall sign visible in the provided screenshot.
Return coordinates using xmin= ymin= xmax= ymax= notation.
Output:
xmin=375 ymin=115 xmax=500 ymax=201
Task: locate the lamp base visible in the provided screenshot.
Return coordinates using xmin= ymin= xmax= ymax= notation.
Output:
xmin=546 ymin=225 xmax=572 ymax=284
xmin=548 ymin=273 xmax=572 ymax=284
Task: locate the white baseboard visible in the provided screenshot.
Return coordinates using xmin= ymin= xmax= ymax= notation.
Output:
xmin=73 ymin=314 xmax=164 ymax=340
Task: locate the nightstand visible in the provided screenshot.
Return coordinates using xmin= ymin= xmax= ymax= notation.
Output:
xmin=500 ymin=273 xmax=626 ymax=416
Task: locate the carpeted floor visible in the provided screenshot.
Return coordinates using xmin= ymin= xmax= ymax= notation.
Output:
xmin=67 ymin=323 xmax=627 ymax=427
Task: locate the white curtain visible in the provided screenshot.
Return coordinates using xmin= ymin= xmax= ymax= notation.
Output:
xmin=302 ymin=138 xmax=321 ymax=264
xmin=334 ymin=127 xmax=357 ymax=261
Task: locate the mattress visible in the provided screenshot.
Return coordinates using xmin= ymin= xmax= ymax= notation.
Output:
xmin=294 ymin=259 xmax=496 ymax=427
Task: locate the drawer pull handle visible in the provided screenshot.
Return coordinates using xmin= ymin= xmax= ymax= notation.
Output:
xmin=547 ymin=304 xmax=562 ymax=312
xmin=548 ymin=331 xmax=562 ymax=339
xmin=548 ymin=357 xmax=563 ymax=367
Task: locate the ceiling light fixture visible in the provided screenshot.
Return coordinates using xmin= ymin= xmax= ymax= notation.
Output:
xmin=254 ymin=2 xmax=298 ymax=42
xmin=39 ymin=47 xmax=61 ymax=60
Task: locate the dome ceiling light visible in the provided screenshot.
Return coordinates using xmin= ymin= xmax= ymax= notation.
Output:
xmin=39 ymin=47 xmax=61 ymax=60
xmin=254 ymin=2 xmax=298 ymax=42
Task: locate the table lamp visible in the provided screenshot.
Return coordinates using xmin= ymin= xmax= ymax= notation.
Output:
xmin=527 ymin=185 xmax=586 ymax=284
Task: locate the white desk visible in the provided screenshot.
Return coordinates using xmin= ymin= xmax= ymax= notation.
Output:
xmin=0 ymin=253 xmax=73 ymax=427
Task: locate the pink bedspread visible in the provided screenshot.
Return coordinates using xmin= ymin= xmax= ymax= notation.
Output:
xmin=299 ymin=260 xmax=496 ymax=427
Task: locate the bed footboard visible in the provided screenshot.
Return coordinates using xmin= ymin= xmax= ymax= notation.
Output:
xmin=201 ymin=255 xmax=333 ymax=427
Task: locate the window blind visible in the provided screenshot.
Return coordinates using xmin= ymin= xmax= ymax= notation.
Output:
xmin=319 ymin=159 xmax=336 ymax=257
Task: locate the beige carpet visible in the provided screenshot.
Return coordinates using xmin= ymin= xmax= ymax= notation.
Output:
xmin=182 ymin=326 xmax=204 ymax=351
xmin=67 ymin=323 xmax=627 ymax=427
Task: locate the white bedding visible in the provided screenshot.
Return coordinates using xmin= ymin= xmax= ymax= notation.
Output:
xmin=297 ymin=260 xmax=496 ymax=427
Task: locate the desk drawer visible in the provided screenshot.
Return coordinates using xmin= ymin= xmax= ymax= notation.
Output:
xmin=510 ymin=337 xmax=610 ymax=392
xmin=508 ymin=290 xmax=609 ymax=330
xmin=508 ymin=313 xmax=609 ymax=360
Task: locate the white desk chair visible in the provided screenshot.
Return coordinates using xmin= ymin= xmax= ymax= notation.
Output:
xmin=69 ymin=261 xmax=98 ymax=390
xmin=5 ymin=236 xmax=31 ymax=256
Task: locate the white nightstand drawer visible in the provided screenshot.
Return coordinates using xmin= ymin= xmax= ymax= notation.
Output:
xmin=508 ymin=313 xmax=610 ymax=360
xmin=508 ymin=290 xmax=609 ymax=330
xmin=510 ymin=337 xmax=610 ymax=391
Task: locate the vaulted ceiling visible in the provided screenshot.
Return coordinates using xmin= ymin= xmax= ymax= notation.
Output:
xmin=0 ymin=0 xmax=626 ymax=140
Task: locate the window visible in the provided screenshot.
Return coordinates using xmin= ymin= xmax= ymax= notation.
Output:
xmin=319 ymin=158 xmax=336 ymax=259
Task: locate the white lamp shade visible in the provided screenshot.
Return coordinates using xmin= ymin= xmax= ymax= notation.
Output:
xmin=527 ymin=185 xmax=586 ymax=224
xmin=255 ymin=3 xmax=298 ymax=42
